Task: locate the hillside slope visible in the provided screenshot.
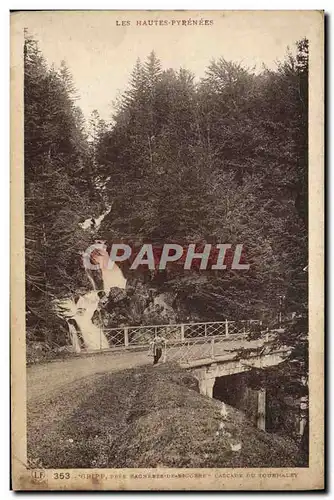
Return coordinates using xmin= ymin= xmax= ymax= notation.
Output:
xmin=28 ymin=363 xmax=302 ymax=468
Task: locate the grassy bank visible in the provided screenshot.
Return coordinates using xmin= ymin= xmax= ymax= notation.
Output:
xmin=28 ymin=363 xmax=303 ymax=468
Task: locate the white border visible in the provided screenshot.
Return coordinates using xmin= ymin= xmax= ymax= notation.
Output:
xmin=5 ymin=3 xmax=330 ymax=498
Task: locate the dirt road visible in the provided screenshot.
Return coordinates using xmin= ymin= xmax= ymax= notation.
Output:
xmin=27 ymin=349 xmax=151 ymax=402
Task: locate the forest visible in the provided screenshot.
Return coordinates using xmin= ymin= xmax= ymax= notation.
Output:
xmin=24 ymin=34 xmax=308 ymax=350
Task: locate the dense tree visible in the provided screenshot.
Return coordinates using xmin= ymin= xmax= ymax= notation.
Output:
xmin=93 ymin=43 xmax=308 ymax=325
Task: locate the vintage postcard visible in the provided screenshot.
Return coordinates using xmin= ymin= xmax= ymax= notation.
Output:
xmin=11 ymin=10 xmax=324 ymax=490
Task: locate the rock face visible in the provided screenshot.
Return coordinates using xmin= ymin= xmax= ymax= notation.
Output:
xmin=142 ymin=292 xmax=177 ymax=324
xmin=102 ymin=280 xmax=177 ymax=328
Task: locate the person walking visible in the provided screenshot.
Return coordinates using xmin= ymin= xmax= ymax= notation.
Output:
xmin=150 ymin=333 xmax=167 ymax=365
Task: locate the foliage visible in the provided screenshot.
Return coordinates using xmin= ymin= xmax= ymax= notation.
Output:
xmin=94 ymin=43 xmax=308 ymax=323
xmin=25 ymin=35 xmax=309 ymax=350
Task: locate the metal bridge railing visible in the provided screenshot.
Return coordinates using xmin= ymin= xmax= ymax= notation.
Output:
xmin=103 ymin=319 xmax=262 ymax=350
xmin=167 ymin=336 xmax=216 ymax=364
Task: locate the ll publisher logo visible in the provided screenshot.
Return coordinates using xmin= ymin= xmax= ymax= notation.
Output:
xmin=31 ymin=470 xmax=46 ymax=482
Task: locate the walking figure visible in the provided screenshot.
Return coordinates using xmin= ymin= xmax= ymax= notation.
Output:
xmin=150 ymin=333 xmax=167 ymax=365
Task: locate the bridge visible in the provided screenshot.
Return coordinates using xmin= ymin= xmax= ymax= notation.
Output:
xmin=100 ymin=321 xmax=290 ymax=390
xmin=101 ymin=319 xmax=291 ymax=431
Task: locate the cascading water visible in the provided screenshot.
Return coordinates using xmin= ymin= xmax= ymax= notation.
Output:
xmin=68 ymin=320 xmax=81 ymax=353
xmin=54 ymin=208 xmax=127 ymax=352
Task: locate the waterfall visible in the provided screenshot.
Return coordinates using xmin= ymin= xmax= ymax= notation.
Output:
xmin=53 ymin=208 xmax=127 ymax=352
xmin=68 ymin=321 xmax=81 ymax=353
xmin=99 ymin=259 xmax=127 ymax=293
xmin=73 ymin=291 xmax=109 ymax=350
xmin=55 ymin=260 xmax=127 ymax=352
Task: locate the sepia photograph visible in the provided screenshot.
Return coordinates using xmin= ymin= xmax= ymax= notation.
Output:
xmin=10 ymin=10 xmax=324 ymax=490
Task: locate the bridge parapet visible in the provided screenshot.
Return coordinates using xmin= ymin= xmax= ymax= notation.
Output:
xmin=103 ymin=319 xmax=263 ymax=350
xmin=166 ymin=332 xmax=277 ymax=365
